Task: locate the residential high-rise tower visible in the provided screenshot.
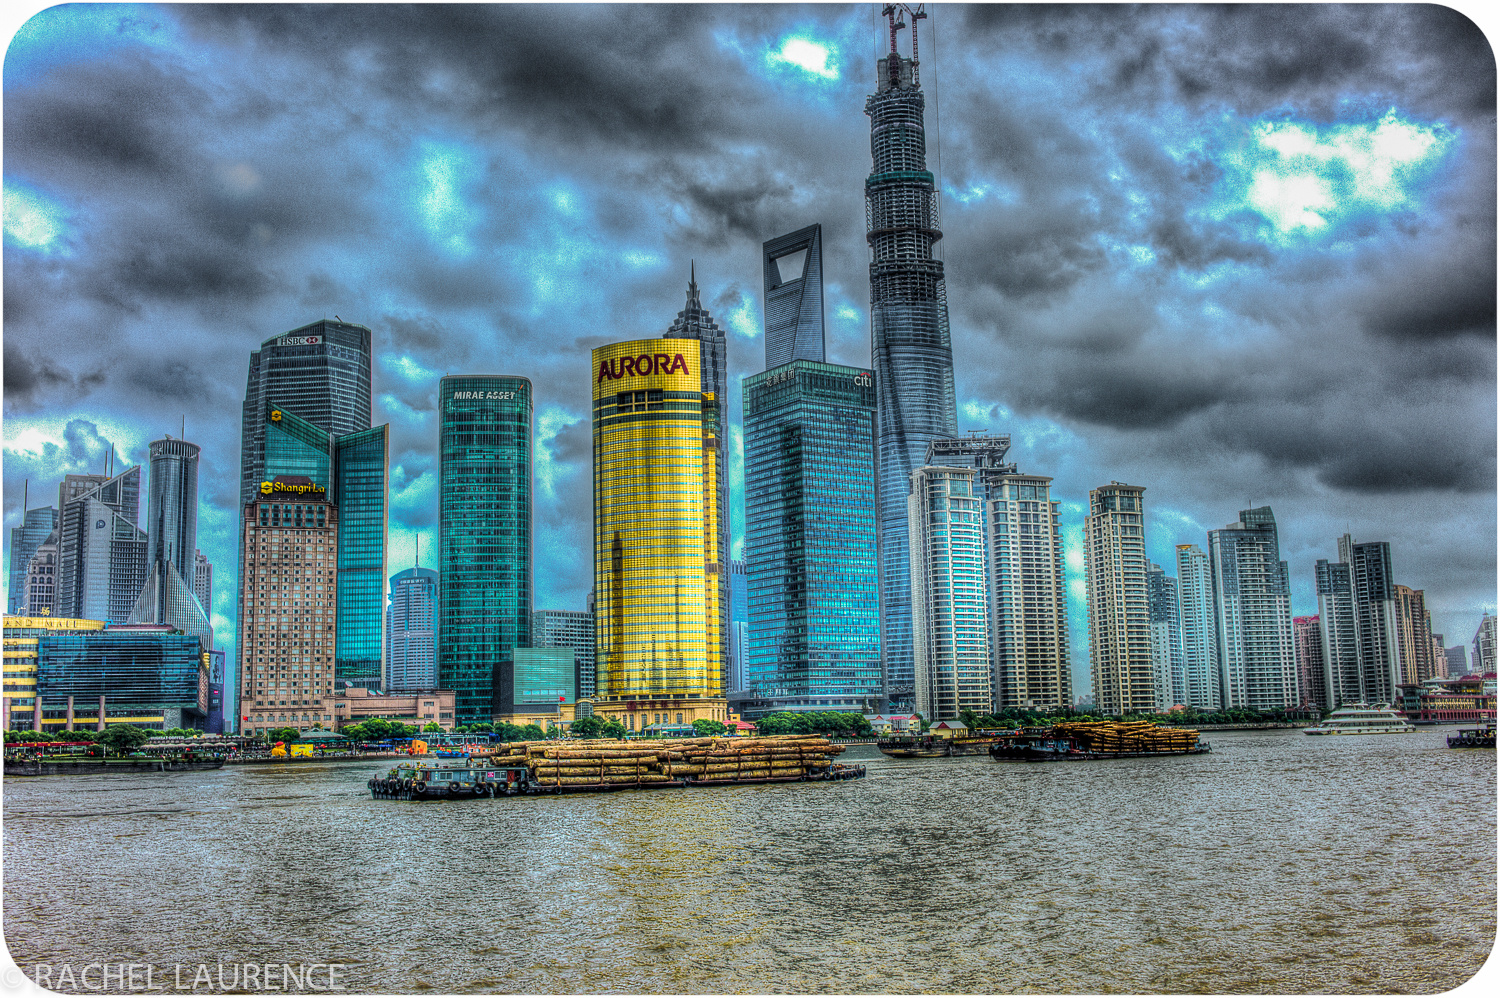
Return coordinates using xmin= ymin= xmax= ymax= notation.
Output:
xmin=1208 ymin=507 xmax=1297 ymax=711
xmin=1176 ymin=544 xmax=1220 ymax=710
xmin=908 ymin=465 xmax=991 ymax=720
xmin=1147 ymin=563 xmax=1185 ymax=711
xmin=1085 ymin=483 xmax=1152 ymax=715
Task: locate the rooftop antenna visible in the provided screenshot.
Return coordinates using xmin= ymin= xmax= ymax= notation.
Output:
xmin=181 ymin=415 xmax=186 ymax=441
xmin=415 ymin=535 xmax=421 ymax=570
xmin=22 ymin=479 xmax=28 ymax=516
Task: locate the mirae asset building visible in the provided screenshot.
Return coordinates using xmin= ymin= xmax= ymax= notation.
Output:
xmin=590 ymin=338 xmax=729 ymax=731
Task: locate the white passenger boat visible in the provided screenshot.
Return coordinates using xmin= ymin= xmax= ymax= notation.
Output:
xmin=1303 ymin=704 xmax=1417 ymax=735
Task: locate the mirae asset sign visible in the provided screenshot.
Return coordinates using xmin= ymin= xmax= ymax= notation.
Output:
xmin=450 ymin=390 xmax=520 ymax=400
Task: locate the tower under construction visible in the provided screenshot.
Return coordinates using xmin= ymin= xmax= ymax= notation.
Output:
xmin=867 ymin=3 xmax=958 ymax=711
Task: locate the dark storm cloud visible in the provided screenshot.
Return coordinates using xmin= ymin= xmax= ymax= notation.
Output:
xmin=175 ymin=4 xmax=759 ymax=152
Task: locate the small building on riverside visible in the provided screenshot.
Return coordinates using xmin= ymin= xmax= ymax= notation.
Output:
xmin=330 ymin=687 xmax=457 ymax=732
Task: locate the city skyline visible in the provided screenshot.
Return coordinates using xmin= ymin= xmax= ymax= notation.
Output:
xmin=3 ymin=4 xmax=1495 ymax=698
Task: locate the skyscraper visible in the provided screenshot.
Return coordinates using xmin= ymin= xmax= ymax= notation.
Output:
xmin=332 ymin=426 xmax=390 ymax=687
xmin=438 ymin=376 xmax=532 ymax=726
xmin=237 ymin=481 xmax=338 ymax=734
xmin=1293 ymin=615 xmax=1326 ymax=709
xmin=867 ymin=8 xmax=958 ymax=711
xmin=8 ymin=505 xmax=58 ymax=614
xmin=1445 ymin=644 xmax=1470 ymax=677
xmin=1343 ymin=535 xmax=1402 ymax=705
xmin=258 ymin=403 xmax=390 ymax=687
xmin=1085 ymin=483 xmax=1153 ymax=715
xmin=239 ymin=320 xmax=373 ymax=508
xmin=908 ymin=465 xmax=991 ymax=720
xmin=194 ymin=551 xmax=212 ymax=617
xmin=1208 ymin=507 xmax=1297 ymax=711
xmin=1147 ymin=563 xmax=1185 ymax=711
xmin=664 ymin=273 xmax=731 ymax=699
xmin=986 ymin=471 xmax=1072 ymax=712
xmin=54 ymin=466 xmax=147 ymax=625
xmin=531 ymin=609 xmax=596 ymax=700
xmin=762 ymin=224 xmax=825 ymax=368
xmin=1176 ymin=544 xmax=1220 ymax=710
xmin=1472 ymin=613 xmax=1495 ymax=673
xmin=727 ymin=559 xmax=748 ymax=694
xmin=743 ymin=360 xmax=881 ymax=716
xmin=129 ymin=437 xmax=211 ymax=649
xmin=1394 ymin=585 xmax=1435 ymax=686
xmin=1315 ymin=557 xmax=1360 ymax=708
xmin=592 ymin=339 xmax=726 ymax=732
xmin=20 ymin=534 xmax=59 ymax=617
xmin=386 ymin=566 xmax=438 ymax=692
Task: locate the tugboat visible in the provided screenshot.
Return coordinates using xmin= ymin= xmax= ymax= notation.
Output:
xmin=369 ymin=762 xmax=532 ymax=799
xmin=1447 ymin=723 xmax=1496 ymax=749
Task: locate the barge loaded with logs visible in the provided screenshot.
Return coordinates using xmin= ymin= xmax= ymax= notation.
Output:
xmin=368 ymin=734 xmax=866 ymax=799
xmin=988 ymin=721 xmax=1210 ymax=761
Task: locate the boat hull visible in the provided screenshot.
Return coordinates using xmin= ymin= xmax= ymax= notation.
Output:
xmin=989 ymin=745 xmax=1211 ymax=762
xmin=3 ymin=759 xmax=225 ymax=777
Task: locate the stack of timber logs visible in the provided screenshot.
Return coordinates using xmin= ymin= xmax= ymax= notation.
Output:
xmin=478 ymin=735 xmax=846 ymax=787
xmin=1051 ymin=721 xmax=1199 ymax=753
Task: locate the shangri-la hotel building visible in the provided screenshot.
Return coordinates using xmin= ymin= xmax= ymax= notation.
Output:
xmin=590 ymin=338 xmax=728 ymax=731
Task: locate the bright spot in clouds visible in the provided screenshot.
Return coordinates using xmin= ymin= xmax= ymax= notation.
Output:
xmin=4 ymin=184 xmax=67 ymax=250
xmin=418 ymin=142 xmax=479 ymax=255
xmin=773 ymin=37 xmax=838 ymax=79
xmin=1228 ymin=110 xmax=1453 ymax=235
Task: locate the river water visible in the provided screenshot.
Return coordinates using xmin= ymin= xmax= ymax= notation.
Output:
xmin=3 ymin=729 xmax=1494 ymax=994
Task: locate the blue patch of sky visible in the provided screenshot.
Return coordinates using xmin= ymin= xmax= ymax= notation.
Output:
xmin=3 ymin=182 xmax=70 ymax=254
xmin=533 ymin=405 xmax=583 ymax=503
xmin=5 ymin=3 xmax=178 ymax=85
xmin=416 ymin=140 xmax=482 ymax=256
xmin=723 ymin=288 xmax=761 ymax=341
xmin=1210 ymin=109 xmax=1456 ymax=243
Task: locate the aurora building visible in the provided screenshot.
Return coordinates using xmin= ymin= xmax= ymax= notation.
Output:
xmin=866 ymin=10 xmax=958 ymax=710
xmin=437 ymin=376 xmax=532 ymax=727
xmin=592 ymin=339 xmax=727 ymax=731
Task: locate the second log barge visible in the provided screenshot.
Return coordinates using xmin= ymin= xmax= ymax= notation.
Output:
xmin=369 ymin=734 xmax=867 ymax=799
xmin=989 ymin=721 xmax=1210 ymax=761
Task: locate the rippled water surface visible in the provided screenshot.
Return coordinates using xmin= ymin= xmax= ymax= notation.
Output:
xmin=4 ymin=729 xmax=1495 ymax=993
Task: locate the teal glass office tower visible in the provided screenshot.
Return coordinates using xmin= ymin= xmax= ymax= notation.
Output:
xmin=261 ymin=404 xmax=389 ymax=688
xmin=743 ymin=361 xmax=881 ymax=714
xmin=438 ymin=376 xmax=532 ymax=725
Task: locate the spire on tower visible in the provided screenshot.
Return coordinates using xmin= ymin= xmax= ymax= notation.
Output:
xmin=687 ymin=260 xmax=701 ymax=309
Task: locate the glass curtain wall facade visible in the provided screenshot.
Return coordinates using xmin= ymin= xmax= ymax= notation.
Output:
xmin=866 ymin=21 xmax=958 ymax=711
xmin=743 ymin=361 xmax=881 ymax=715
xmin=130 ymin=438 xmax=211 ymax=649
xmin=37 ymin=628 xmax=208 ymax=730
xmin=908 ymin=466 xmax=991 ymax=720
xmin=1208 ymin=507 xmax=1298 ymax=711
xmin=334 ymin=426 xmax=390 ymax=688
xmin=2 ymin=615 xmax=105 ymax=729
xmin=240 ymin=320 xmax=372 ymax=507
xmin=988 ymin=474 xmax=1072 ymax=712
xmin=592 ymin=339 xmax=726 ymax=730
xmin=1085 ymin=483 xmax=1153 ymax=715
xmin=762 ymin=224 xmax=826 ymax=368
xmin=438 ymin=376 xmax=532 ymax=726
xmin=386 ymin=567 xmax=438 ymax=692
xmin=531 ymin=609 xmax=596 ymax=700
xmin=8 ymin=507 xmax=58 ymax=614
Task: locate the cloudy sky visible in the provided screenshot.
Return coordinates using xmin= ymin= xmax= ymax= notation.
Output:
xmin=4 ymin=3 xmax=1495 ymax=693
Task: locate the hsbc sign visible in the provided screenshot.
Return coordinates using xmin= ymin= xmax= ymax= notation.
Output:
xmin=278 ymin=335 xmax=321 ymax=346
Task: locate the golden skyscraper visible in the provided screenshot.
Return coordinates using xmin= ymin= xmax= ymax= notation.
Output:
xmin=591 ymin=338 xmax=726 ymax=733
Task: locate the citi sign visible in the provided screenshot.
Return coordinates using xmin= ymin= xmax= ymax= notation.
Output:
xmin=597 ymin=353 xmax=691 ymax=384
